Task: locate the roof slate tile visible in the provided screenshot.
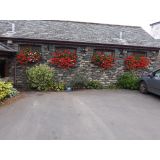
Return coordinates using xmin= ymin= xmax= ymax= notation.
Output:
xmin=0 ymin=20 xmax=159 ymax=48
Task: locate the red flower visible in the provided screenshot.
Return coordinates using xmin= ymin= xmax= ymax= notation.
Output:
xmin=124 ymin=56 xmax=150 ymax=70
xmin=16 ymin=52 xmax=28 ymax=64
xmin=91 ymin=51 xmax=114 ymax=69
xmin=16 ymin=50 xmax=41 ymax=65
xmin=49 ymin=49 xmax=77 ymax=69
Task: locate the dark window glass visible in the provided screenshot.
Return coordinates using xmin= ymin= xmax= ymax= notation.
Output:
xmin=19 ymin=45 xmax=41 ymax=53
xmin=128 ymin=51 xmax=146 ymax=58
xmin=55 ymin=47 xmax=76 ymax=53
xmin=0 ymin=60 xmax=6 ymax=78
xmin=94 ymin=49 xmax=115 ymax=57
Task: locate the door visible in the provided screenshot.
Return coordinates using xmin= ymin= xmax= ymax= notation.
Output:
xmin=0 ymin=59 xmax=6 ymax=78
xmin=148 ymin=69 xmax=160 ymax=94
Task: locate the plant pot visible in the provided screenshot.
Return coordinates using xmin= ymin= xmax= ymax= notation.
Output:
xmin=66 ymin=87 xmax=72 ymax=92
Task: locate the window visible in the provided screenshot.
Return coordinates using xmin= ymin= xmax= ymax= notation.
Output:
xmin=19 ymin=44 xmax=41 ymax=53
xmin=94 ymin=49 xmax=115 ymax=57
xmin=50 ymin=47 xmax=77 ymax=69
xmin=154 ymin=70 xmax=160 ymax=78
xmin=127 ymin=51 xmax=146 ymax=58
xmin=55 ymin=47 xmax=77 ymax=53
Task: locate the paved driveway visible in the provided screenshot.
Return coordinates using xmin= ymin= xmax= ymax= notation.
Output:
xmin=0 ymin=90 xmax=160 ymax=140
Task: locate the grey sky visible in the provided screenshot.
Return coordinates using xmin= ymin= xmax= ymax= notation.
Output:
xmin=1 ymin=0 xmax=160 ymax=33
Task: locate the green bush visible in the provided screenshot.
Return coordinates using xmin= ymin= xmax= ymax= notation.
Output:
xmin=26 ymin=64 xmax=54 ymax=91
xmin=8 ymin=88 xmax=19 ymax=98
xmin=53 ymin=82 xmax=65 ymax=91
xmin=117 ymin=72 xmax=139 ymax=90
xmin=87 ymin=80 xmax=103 ymax=89
xmin=70 ymin=73 xmax=88 ymax=90
xmin=105 ymin=83 xmax=119 ymax=89
xmin=0 ymin=81 xmax=18 ymax=101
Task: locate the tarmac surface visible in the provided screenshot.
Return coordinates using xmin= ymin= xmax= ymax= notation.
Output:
xmin=0 ymin=90 xmax=160 ymax=140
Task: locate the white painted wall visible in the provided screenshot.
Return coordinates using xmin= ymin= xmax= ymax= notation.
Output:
xmin=151 ymin=23 xmax=160 ymax=39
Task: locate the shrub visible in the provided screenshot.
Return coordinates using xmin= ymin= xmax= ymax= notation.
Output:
xmin=26 ymin=64 xmax=54 ymax=91
xmin=105 ymin=83 xmax=119 ymax=89
xmin=69 ymin=74 xmax=88 ymax=90
xmin=87 ymin=80 xmax=103 ymax=89
xmin=53 ymin=82 xmax=65 ymax=91
xmin=117 ymin=72 xmax=139 ymax=90
xmin=0 ymin=81 xmax=17 ymax=101
xmin=8 ymin=88 xmax=19 ymax=98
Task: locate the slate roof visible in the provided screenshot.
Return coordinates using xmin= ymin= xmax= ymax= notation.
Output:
xmin=150 ymin=21 xmax=160 ymax=26
xmin=143 ymin=39 xmax=160 ymax=48
xmin=0 ymin=20 xmax=159 ymax=48
xmin=0 ymin=42 xmax=16 ymax=52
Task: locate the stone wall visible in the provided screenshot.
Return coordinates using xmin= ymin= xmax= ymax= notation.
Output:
xmin=53 ymin=47 xmax=124 ymax=86
xmin=8 ymin=43 xmax=160 ymax=88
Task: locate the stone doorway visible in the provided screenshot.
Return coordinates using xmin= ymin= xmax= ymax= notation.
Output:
xmin=0 ymin=59 xmax=6 ymax=78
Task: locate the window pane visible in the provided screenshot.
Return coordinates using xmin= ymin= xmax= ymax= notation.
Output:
xmin=20 ymin=45 xmax=41 ymax=52
xmin=155 ymin=70 xmax=160 ymax=78
xmin=127 ymin=51 xmax=146 ymax=58
xmin=55 ymin=47 xmax=76 ymax=53
xmin=94 ymin=49 xmax=114 ymax=57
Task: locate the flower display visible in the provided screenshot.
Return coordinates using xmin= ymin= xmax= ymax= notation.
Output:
xmin=91 ymin=51 xmax=114 ymax=69
xmin=16 ymin=52 xmax=28 ymax=65
xmin=49 ymin=49 xmax=77 ymax=69
xmin=16 ymin=50 xmax=41 ymax=65
xmin=124 ymin=55 xmax=150 ymax=70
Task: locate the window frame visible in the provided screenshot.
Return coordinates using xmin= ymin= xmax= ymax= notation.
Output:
xmin=154 ymin=69 xmax=160 ymax=78
xmin=19 ymin=44 xmax=42 ymax=53
xmin=93 ymin=48 xmax=115 ymax=57
xmin=127 ymin=50 xmax=147 ymax=57
xmin=55 ymin=46 xmax=77 ymax=53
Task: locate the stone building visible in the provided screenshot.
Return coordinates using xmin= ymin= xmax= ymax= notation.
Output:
xmin=0 ymin=20 xmax=160 ymax=88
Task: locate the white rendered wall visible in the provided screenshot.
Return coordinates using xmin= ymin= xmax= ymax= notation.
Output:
xmin=151 ymin=23 xmax=160 ymax=39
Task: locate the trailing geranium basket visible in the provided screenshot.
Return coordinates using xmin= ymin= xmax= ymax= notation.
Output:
xmin=124 ymin=55 xmax=150 ymax=70
xmin=49 ymin=49 xmax=77 ymax=69
xmin=91 ymin=51 xmax=114 ymax=69
xmin=16 ymin=50 xmax=41 ymax=65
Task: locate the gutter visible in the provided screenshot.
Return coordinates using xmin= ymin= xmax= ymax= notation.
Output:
xmin=0 ymin=37 xmax=160 ymax=51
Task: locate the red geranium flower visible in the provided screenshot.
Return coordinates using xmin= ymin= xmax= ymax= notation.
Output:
xmin=49 ymin=49 xmax=77 ymax=69
xmin=124 ymin=55 xmax=150 ymax=70
xmin=91 ymin=51 xmax=114 ymax=69
xmin=16 ymin=50 xmax=41 ymax=65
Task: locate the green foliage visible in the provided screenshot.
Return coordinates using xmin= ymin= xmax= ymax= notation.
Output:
xmin=0 ymin=81 xmax=18 ymax=101
xmin=26 ymin=64 xmax=54 ymax=91
xmin=87 ymin=80 xmax=103 ymax=89
xmin=53 ymin=82 xmax=65 ymax=91
xmin=117 ymin=72 xmax=139 ymax=90
xmin=70 ymin=73 xmax=88 ymax=90
xmin=9 ymin=88 xmax=19 ymax=98
xmin=105 ymin=83 xmax=119 ymax=89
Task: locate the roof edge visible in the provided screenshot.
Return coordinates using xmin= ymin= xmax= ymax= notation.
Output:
xmin=0 ymin=42 xmax=17 ymax=52
xmin=0 ymin=37 xmax=159 ymax=51
xmin=150 ymin=21 xmax=160 ymax=26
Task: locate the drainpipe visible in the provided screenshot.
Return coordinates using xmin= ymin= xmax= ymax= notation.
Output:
xmin=14 ymin=57 xmax=17 ymax=86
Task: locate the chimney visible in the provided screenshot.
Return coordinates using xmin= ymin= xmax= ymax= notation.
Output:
xmin=2 ymin=22 xmax=16 ymax=37
xmin=11 ymin=23 xmax=15 ymax=33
